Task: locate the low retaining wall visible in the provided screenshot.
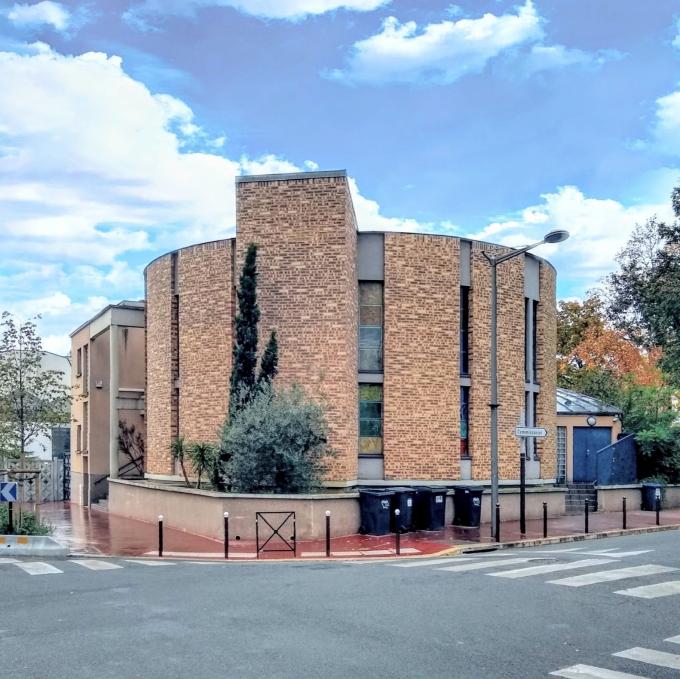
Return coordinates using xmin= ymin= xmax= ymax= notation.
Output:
xmin=109 ymin=479 xmax=360 ymax=541
xmin=0 ymin=535 xmax=69 ymax=557
xmin=598 ymin=484 xmax=680 ymax=511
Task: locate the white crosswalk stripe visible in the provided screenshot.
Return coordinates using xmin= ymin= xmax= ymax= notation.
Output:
xmin=548 ymin=564 xmax=678 ymax=587
xmin=613 ymin=647 xmax=680 ymax=670
xmin=488 ymin=558 xmax=613 ymax=579
xmin=392 ymin=557 xmax=478 ymax=568
xmin=0 ymin=557 xmax=20 ymax=564
xmin=14 ymin=561 xmax=63 ymax=575
xmin=550 ymin=664 xmax=649 ymax=678
xmin=615 ymin=580 xmax=680 ymax=599
xmin=580 ymin=550 xmax=653 ymax=558
xmin=71 ymin=559 xmax=123 ymax=571
xmin=436 ymin=557 xmax=536 ymax=573
xmin=124 ymin=559 xmax=176 ymax=567
xmin=665 ymin=635 xmax=680 ymax=645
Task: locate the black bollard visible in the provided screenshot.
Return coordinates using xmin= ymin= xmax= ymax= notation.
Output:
xmin=495 ymin=503 xmax=501 ymax=543
xmin=622 ymin=497 xmax=627 ymax=530
xmin=158 ymin=514 xmax=164 ymax=558
xmin=394 ymin=509 xmax=401 ymax=555
xmin=543 ymin=502 xmax=548 ymax=539
xmin=7 ymin=501 xmax=13 ymax=534
xmin=656 ymin=496 xmax=661 ymax=526
xmin=224 ymin=512 xmax=229 ymax=559
xmin=325 ymin=510 xmax=331 ymax=558
xmin=584 ymin=501 xmax=589 ymax=534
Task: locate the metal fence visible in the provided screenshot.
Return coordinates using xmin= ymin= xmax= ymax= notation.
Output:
xmin=595 ymin=434 xmax=637 ymax=485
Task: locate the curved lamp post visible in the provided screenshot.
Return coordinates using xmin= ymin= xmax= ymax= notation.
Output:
xmin=483 ymin=229 xmax=569 ymax=540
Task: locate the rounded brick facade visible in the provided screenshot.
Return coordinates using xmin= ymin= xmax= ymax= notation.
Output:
xmin=144 ymin=171 xmax=557 ymax=485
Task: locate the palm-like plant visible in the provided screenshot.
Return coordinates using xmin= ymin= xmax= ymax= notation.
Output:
xmin=188 ymin=442 xmax=217 ymax=490
xmin=170 ymin=436 xmax=191 ymax=488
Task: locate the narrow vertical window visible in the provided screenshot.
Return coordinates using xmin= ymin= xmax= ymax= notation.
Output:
xmin=82 ymin=344 xmax=89 ymax=394
xmin=524 ymin=298 xmax=531 ymax=382
xmin=359 ymin=384 xmax=383 ymax=455
xmin=532 ymin=300 xmax=539 ymax=382
xmin=359 ymin=282 xmax=383 ymax=372
xmin=76 ymin=424 xmax=82 ymax=452
xmin=460 ymin=386 xmax=470 ymax=458
xmin=76 ymin=347 xmax=82 ymax=377
xmin=556 ymin=426 xmax=567 ymax=484
xmin=460 ymin=286 xmax=470 ymax=375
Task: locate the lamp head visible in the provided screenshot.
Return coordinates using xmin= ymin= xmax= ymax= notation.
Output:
xmin=543 ymin=229 xmax=570 ymax=244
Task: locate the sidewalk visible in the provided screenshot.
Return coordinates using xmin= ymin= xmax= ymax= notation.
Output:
xmin=35 ymin=502 xmax=680 ymax=560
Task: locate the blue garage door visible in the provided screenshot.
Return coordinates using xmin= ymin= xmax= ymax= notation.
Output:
xmin=573 ymin=427 xmax=612 ymax=483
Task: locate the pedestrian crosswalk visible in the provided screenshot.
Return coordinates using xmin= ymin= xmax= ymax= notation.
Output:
xmin=552 ymin=634 xmax=680 ymax=677
xmin=0 ymin=557 xmax=185 ymax=575
xmin=379 ymin=546 xmax=680 ymax=602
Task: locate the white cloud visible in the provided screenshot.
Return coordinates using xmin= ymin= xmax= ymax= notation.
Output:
xmin=7 ymin=2 xmax=71 ymax=31
xmin=468 ymin=185 xmax=674 ymax=292
xmin=517 ymin=44 xmax=618 ymax=76
xmin=327 ymin=0 xmax=543 ymax=84
xmin=651 ymin=89 xmax=680 ymax=156
xmin=123 ymin=0 xmax=388 ymax=27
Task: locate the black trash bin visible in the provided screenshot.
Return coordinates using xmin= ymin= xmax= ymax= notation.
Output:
xmin=641 ymin=483 xmax=663 ymax=511
xmin=390 ymin=487 xmax=416 ymax=533
xmin=452 ymin=486 xmax=483 ymax=527
xmin=414 ymin=486 xmax=447 ymax=531
xmin=359 ymin=489 xmax=394 ymax=535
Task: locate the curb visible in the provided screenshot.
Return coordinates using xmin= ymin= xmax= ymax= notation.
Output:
xmin=0 ymin=535 xmax=69 ymax=558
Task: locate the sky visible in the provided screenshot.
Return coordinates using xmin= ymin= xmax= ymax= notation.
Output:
xmin=1 ymin=0 xmax=680 ymax=354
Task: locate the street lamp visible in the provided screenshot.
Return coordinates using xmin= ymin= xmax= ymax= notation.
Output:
xmin=483 ymin=229 xmax=569 ymax=540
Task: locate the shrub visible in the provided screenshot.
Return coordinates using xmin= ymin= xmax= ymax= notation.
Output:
xmin=0 ymin=504 xmax=50 ymax=535
xmin=187 ymin=441 xmax=217 ymax=490
xmin=222 ymin=383 xmax=333 ymax=493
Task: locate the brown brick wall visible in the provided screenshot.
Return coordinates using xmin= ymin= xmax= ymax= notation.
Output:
xmin=536 ymin=261 xmax=558 ymax=477
xmin=383 ymin=234 xmax=460 ymax=479
xmin=145 ymin=255 xmax=175 ymax=475
xmin=178 ymin=240 xmax=234 ymax=444
xmin=469 ymin=244 xmax=526 ymax=481
xmin=235 ymin=176 xmax=358 ymax=481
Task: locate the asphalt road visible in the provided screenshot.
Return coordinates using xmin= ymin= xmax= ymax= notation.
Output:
xmin=2 ymin=530 xmax=680 ymax=679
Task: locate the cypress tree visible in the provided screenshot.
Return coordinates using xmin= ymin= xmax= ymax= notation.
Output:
xmin=229 ymin=243 xmax=260 ymax=418
xmin=258 ymin=330 xmax=278 ymax=386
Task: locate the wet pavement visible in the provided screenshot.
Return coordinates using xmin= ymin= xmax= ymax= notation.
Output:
xmin=30 ymin=502 xmax=680 ymax=559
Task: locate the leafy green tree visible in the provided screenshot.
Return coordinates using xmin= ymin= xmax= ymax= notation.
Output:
xmin=557 ymin=364 xmax=622 ymax=406
xmin=187 ymin=441 xmax=217 ymax=490
xmin=557 ymin=294 xmax=605 ymax=358
xmin=605 ymin=200 xmax=680 ymax=383
xmin=223 ymin=383 xmax=333 ymax=493
xmin=0 ymin=312 xmax=70 ymax=460
xmin=170 ymin=436 xmax=191 ymax=488
xmin=229 ymin=243 xmax=260 ymax=418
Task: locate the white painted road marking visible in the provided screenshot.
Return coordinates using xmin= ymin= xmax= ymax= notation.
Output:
xmin=14 ymin=561 xmax=63 ymax=575
xmin=551 ymin=664 xmax=649 ymax=678
xmin=124 ymin=560 xmax=176 ymax=567
xmin=615 ymin=581 xmax=680 ymax=599
xmin=581 ymin=550 xmax=653 ymax=558
xmin=665 ymin=634 xmax=680 ymax=645
xmin=548 ymin=564 xmax=678 ymax=587
xmin=436 ymin=557 xmax=536 ymax=573
xmin=71 ymin=559 xmax=123 ymax=571
xmin=0 ymin=558 xmax=20 ymax=564
xmin=393 ymin=557 xmax=477 ymax=568
xmin=613 ymin=647 xmax=680 ymax=670
xmin=488 ymin=559 xmax=613 ymax=579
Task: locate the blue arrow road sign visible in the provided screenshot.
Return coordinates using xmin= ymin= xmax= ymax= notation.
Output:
xmin=0 ymin=482 xmax=18 ymax=502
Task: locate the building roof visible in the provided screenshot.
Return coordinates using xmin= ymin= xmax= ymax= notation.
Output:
xmin=69 ymin=300 xmax=145 ymax=337
xmin=556 ymin=387 xmax=622 ymax=416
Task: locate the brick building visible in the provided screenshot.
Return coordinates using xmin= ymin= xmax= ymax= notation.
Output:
xmin=144 ymin=170 xmax=557 ymax=487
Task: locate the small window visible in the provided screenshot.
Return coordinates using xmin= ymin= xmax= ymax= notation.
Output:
xmin=76 ymin=347 xmax=82 ymax=377
xmin=76 ymin=424 xmax=82 ymax=452
xmin=460 ymin=386 xmax=470 ymax=458
xmin=359 ymin=282 xmax=383 ymax=372
xmin=460 ymin=286 xmax=470 ymax=375
xmin=359 ymin=384 xmax=382 ymax=455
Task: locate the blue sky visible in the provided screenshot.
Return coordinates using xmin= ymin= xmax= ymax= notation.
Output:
xmin=1 ymin=0 xmax=680 ymax=353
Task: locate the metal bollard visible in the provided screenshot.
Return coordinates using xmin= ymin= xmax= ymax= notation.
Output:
xmin=224 ymin=512 xmax=229 ymax=559
xmin=656 ymin=496 xmax=661 ymax=526
xmin=255 ymin=515 xmax=259 ymax=559
xmin=495 ymin=503 xmax=501 ymax=543
xmin=158 ymin=514 xmax=164 ymax=558
xmin=325 ymin=510 xmax=331 ymax=558
xmin=7 ymin=501 xmax=13 ymax=534
xmin=584 ymin=501 xmax=589 ymax=534
xmin=394 ymin=508 xmax=401 ymax=555
xmin=622 ymin=497 xmax=627 ymax=530
xmin=542 ymin=502 xmax=548 ymax=539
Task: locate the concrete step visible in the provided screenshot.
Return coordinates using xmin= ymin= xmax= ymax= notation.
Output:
xmin=90 ymin=499 xmax=108 ymax=512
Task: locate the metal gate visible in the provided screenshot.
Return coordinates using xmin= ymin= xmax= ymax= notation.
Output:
xmin=255 ymin=512 xmax=296 ymax=558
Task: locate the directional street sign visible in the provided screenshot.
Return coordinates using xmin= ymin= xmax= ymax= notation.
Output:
xmin=0 ymin=481 xmax=18 ymax=502
xmin=514 ymin=426 xmax=548 ymax=438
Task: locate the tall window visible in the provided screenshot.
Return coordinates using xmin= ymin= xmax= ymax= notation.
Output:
xmin=460 ymin=286 xmax=470 ymax=375
xmin=556 ymin=426 xmax=567 ymax=484
xmin=532 ymin=300 xmax=539 ymax=382
xmin=76 ymin=347 xmax=82 ymax=377
xmin=359 ymin=384 xmax=383 ymax=455
xmin=460 ymin=386 xmax=470 ymax=458
xmin=82 ymin=344 xmax=89 ymax=395
xmin=359 ymin=282 xmax=383 ymax=372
